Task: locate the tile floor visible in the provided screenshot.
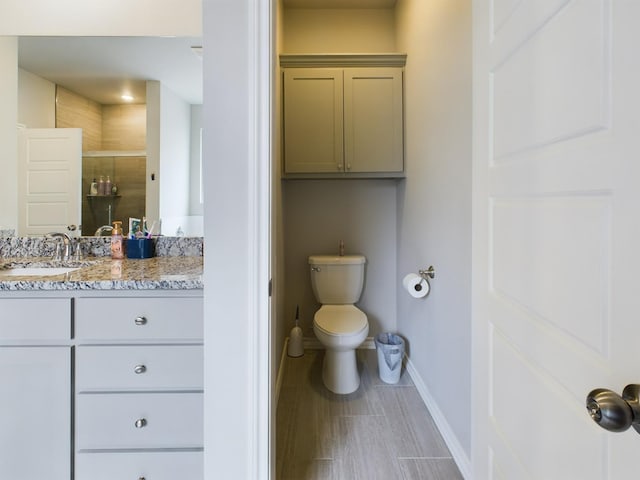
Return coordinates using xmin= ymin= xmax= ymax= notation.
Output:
xmin=276 ymin=348 xmax=464 ymax=480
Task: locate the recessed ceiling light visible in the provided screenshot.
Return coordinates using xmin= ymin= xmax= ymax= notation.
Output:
xmin=121 ymin=94 xmax=134 ymax=102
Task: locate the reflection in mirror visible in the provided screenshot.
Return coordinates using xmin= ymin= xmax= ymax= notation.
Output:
xmin=82 ymin=152 xmax=146 ymax=237
xmin=16 ymin=36 xmax=203 ymax=237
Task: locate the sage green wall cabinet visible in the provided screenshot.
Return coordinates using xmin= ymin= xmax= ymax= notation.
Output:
xmin=0 ymin=299 xmax=71 ymax=480
xmin=281 ymin=54 xmax=406 ymax=178
xmin=284 ymin=68 xmax=344 ymax=174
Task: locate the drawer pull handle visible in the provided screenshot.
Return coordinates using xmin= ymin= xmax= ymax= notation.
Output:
xmin=139 ymin=477 xmax=146 ymax=480
xmin=134 ymin=316 xmax=147 ymax=326
xmin=134 ymin=364 xmax=147 ymax=374
xmin=135 ymin=418 xmax=147 ymax=428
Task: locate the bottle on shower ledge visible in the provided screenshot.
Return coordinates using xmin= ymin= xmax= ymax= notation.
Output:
xmin=105 ymin=176 xmax=112 ymax=196
xmin=97 ymin=176 xmax=105 ymax=195
xmin=90 ymin=178 xmax=98 ymax=195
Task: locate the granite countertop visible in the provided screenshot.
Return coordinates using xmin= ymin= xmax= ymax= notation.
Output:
xmin=0 ymin=236 xmax=204 ymax=291
xmin=0 ymin=256 xmax=203 ymax=291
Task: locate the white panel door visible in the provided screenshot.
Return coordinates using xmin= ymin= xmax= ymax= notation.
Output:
xmin=18 ymin=128 xmax=82 ymax=235
xmin=473 ymin=1 xmax=638 ymax=479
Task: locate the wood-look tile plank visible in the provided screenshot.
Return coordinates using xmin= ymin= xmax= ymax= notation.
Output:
xmin=282 ymin=351 xmax=317 ymax=388
xmin=277 ymin=354 xmax=341 ymax=470
xmin=278 ymin=458 xmax=339 ymax=480
xmin=398 ymin=458 xmax=464 ymax=480
xmin=337 ymin=415 xmax=404 ymax=480
xmin=376 ymin=386 xmax=451 ymax=458
xmin=276 ymin=349 xmax=464 ymax=480
xmin=276 ymin=385 xmax=299 ymax=477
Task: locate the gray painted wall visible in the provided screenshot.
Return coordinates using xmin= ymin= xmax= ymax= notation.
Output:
xmin=280 ymin=7 xmax=398 ymax=338
xmin=395 ymin=0 xmax=472 ymax=458
xmin=283 ymin=180 xmax=398 ymax=337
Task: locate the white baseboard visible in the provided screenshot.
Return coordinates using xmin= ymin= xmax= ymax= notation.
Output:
xmin=274 ymin=337 xmax=289 ymax=408
xmin=405 ymin=358 xmax=472 ymax=480
xmin=303 ymin=335 xmax=376 ymax=350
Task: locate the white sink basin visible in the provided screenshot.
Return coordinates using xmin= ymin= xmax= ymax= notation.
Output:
xmin=1 ymin=267 xmax=81 ymax=277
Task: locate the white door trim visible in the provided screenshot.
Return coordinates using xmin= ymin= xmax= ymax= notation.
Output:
xmin=202 ymin=1 xmax=272 ymax=479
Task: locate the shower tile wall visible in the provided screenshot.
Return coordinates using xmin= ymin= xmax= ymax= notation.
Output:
xmin=82 ymin=156 xmax=146 ymax=235
xmin=56 ymin=86 xmax=148 ymax=236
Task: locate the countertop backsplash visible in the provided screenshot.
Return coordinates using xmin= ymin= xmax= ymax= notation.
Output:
xmin=0 ymin=236 xmax=204 ymax=258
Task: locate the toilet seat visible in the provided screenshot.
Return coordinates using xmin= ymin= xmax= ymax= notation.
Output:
xmin=314 ymin=305 xmax=368 ymax=336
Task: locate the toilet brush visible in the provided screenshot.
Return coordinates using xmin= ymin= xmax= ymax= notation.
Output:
xmin=288 ymin=305 xmax=304 ymax=357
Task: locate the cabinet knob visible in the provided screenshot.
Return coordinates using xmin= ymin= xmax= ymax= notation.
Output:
xmin=135 ymin=418 xmax=147 ymax=428
xmin=139 ymin=477 xmax=146 ymax=480
xmin=337 ymin=164 xmax=343 ymax=170
xmin=347 ymin=163 xmax=352 ymax=170
xmin=134 ymin=364 xmax=147 ymax=374
xmin=134 ymin=316 xmax=147 ymax=326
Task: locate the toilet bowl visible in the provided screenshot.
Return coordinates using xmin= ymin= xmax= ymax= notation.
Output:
xmin=313 ymin=304 xmax=369 ymax=394
xmin=308 ymin=254 xmax=369 ymax=394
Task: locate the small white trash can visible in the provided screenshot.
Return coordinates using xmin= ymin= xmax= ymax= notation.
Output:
xmin=374 ymin=333 xmax=405 ymax=384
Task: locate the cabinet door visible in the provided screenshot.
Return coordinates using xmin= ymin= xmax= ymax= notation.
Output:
xmin=0 ymin=347 xmax=71 ymax=480
xmin=283 ymin=68 xmax=344 ymax=173
xmin=344 ymin=68 xmax=404 ymax=173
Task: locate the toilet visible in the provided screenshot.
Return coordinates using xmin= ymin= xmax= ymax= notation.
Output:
xmin=309 ymin=254 xmax=369 ymax=394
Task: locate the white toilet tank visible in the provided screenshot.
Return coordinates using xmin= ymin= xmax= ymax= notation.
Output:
xmin=309 ymin=255 xmax=366 ymax=304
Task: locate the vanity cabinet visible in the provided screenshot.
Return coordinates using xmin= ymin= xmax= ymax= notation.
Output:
xmin=281 ymin=54 xmax=406 ymax=178
xmin=74 ymin=296 xmax=204 ymax=480
xmin=0 ymin=299 xmax=71 ymax=480
xmin=0 ymin=293 xmax=203 ymax=480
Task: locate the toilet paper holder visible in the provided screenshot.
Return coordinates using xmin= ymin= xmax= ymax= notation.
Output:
xmin=403 ymin=266 xmax=436 ymax=299
xmin=419 ymin=266 xmax=436 ymax=280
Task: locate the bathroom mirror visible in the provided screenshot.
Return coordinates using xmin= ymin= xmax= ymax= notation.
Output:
xmin=14 ymin=36 xmax=203 ymax=236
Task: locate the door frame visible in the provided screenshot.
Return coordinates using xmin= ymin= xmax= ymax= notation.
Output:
xmin=202 ymin=1 xmax=273 ymax=479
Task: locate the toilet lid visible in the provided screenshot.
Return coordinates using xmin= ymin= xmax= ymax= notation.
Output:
xmin=314 ymin=305 xmax=368 ymax=335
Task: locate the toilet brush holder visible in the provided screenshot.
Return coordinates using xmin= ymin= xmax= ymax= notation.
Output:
xmin=288 ymin=304 xmax=304 ymax=357
xmin=288 ymin=325 xmax=304 ymax=357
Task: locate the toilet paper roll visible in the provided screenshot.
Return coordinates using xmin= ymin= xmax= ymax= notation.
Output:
xmin=403 ymin=273 xmax=430 ymax=298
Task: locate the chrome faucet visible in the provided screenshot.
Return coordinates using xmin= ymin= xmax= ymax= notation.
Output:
xmin=95 ymin=225 xmax=113 ymax=236
xmin=46 ymin=232 xmax=72 ymax=261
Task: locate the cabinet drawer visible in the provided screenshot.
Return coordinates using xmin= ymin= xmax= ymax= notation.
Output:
xmin=75 ymin=451 xmax=202 ymax=480
xmin=75 ymin=297 xmax=202 ymax=340
xmin=0 ymin=298 xmax=70 ymax=340
xmin=76 ymin=393 xmax=203 ymax=450
xmin=76 ymin=345 xmax=203 ymax=391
